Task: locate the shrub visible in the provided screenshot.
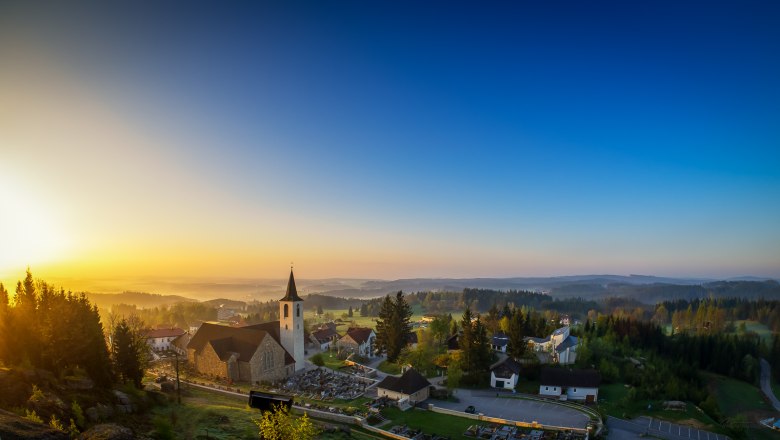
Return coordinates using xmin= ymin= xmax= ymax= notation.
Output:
xmin=311 ymin=353 xmax=325 ymax=367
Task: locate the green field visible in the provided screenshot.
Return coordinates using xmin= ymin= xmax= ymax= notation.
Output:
xmin=380 ymin=407 xmax=474 ymax=439
xmin=710 ymin=374 xmax=771 ymax=415
xmin=733 ymin=320 xmax=775 ymax=342
xmin=598 ymin=383 xmax=724 ymax=433
xmin=306 ymin=307 xmax=427 ymax=334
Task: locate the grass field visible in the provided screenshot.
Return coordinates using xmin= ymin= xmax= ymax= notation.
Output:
xmin=380 ymin=407 xmax=474 ymax=439
xmin=306 ymin=308 xmax=427 ymax=334
xmin=598 ymin=383 xmax=724 ymax=433
xmin=709 ymin=374 xmax=771 ymax=415
xmin=733 ymin=320 xmax=775 ymax=342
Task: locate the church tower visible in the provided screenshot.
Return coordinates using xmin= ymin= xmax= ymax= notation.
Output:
xmin=279 ymin=269 xmax=304 ymax=371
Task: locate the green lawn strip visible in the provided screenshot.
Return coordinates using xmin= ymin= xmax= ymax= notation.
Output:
xmin=380 ymin=407 xmax=474 ymax=439
xmin=309 ymin=352 xmax=347 ymax=371
xmin=377 ymin=360 xmax=402 ymax=375
xmin=598 ymin=383 xmax=725 ymax=434
xmin=733 ymin=320 xmax=774 ymax=343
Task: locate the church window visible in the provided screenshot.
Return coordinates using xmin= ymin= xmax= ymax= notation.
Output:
xmin=284 ymin=304 xmax=289 ymax=318
xmin=296 ymin=304 xmax=300 ymax=317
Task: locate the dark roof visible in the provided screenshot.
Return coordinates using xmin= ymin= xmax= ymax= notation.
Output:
xmin=344 ymin=327 xmax=374 ymax=345
xmin=280 ymin=269 xmax=303 ymax=302
xmin=377 ymin=368 xmax=431 ymax=395
xmin=406 ymin=332 xmax=418 ymax=344
xmin=188 ymin=322 xmax=294 ymax=365
xmin=311 ymin=328 xmax=338 ymax=342
xmin=555 ymin=335 xmax=578 ymax=352
xmin=446 ymin=334 xmax=460 ymax=350
xmin=492 ymin=332 xmax=509 ymax=347
xmin=540 ymin=367 xmax=601 ymax=388
xmin=491 ymin=357 xmax=522 ymax=379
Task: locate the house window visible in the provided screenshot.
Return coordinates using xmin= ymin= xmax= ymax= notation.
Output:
xmin=574 ymin=388 xmax=577 ymax=392
xmin=284 ymin=304 xmax=289 ymax=318
xmin=545 ymin=387 xmax=548 ymax=391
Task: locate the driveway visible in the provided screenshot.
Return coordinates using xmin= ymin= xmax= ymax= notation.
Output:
xmin=607 ymin=416 xmax=730 ymax=440
xmin=433 ymin=389 xmax=591 ymax=429
xmin=760 ymin=358 xmax=780 ymax=411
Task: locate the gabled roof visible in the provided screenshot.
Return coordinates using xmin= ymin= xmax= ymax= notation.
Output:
xmin=377 ymin=368 xmax=431 ymax=395
xmin=555 ymin=335 xmax=578 ymax=352
xmin=552 ymin=326 xmax=569 ymax=336
xmin=491 ymin=357 xmax=522 ymax=379
xmin=279 ymin=269 xmax=303 ymax=302
xmin=145 ymin=328 xmax=186 ymax=339
xmin=311 ymin=328 xmax=338 ymax=342
xmin=343 ymin=327 xmax=374 ymax=345
xmin=492 ymin=332 xmax=509 ymax=347
xmin=540 ymin=367 xmax=600 ymax=388
xmin=524 ymin=336 xmax=550 ymax=344
xmin=188 ymin=322 xmax=294 ymax=365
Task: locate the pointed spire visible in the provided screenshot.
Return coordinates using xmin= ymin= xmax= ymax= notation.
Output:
xmin=280 ymin=269 xmax=303 ymax=302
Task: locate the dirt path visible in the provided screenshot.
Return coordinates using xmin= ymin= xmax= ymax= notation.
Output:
xmin=759 ymin=358 xmax=780 ymax=411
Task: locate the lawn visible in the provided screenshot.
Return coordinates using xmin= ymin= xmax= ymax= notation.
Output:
xmin=377 ymin=360 xmax=402 ymax=375
xmin=710 ymin=374 xmax=771 ymax=415
xmin=307 ymin=308 xmax=427 ymax=335
xmin=150 ymin=386 xmax=259 ymax=439
xmin=380 ymin=407 xmax=474 ymax=439
xmin=310 ymin=352 xmax=347 ymax=371
xmin=598 ymin=383 xmax=724 ymax=433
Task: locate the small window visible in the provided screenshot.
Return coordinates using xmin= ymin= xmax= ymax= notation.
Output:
xmin=284 ymin=304 xmax=289 ymax=318
xmin=574 ymin=388 xmax=577 ymax=392
xmin=296 ymin=304 xmax=301 ymax=317
xmin=545 ymin=387 xmax=548 ymax=391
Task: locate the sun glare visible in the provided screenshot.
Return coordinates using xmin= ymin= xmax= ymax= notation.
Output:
xmin=0 ymin=169 xmax=70 ymax=272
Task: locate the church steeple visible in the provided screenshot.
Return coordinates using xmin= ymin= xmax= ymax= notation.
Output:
xmin=280 ymin=269 xmax=303 ymax=302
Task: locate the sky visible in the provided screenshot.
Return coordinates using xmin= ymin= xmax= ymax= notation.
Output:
xmin=1 ymin=1 xmax=779 ymax=285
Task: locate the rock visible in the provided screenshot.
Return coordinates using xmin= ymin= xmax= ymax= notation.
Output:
xmin=0 ymin=408 xmax=68 ymax=440
xmin=78 ymin=424 xmax=134 ymax=440
xmin=112 ymin=390 xmax=131 ymax=405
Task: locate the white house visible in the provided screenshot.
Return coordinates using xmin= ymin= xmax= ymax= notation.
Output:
xmin=490 ymin=357 xmax=521 ymax=390
xmin=539 ymin=367 xmax=600 ymax=403
xmin=491 ymin=332 xmax=509 ymax=353
xmin=145 ymin=328 xmax=186 ymax=352
xmin=524 ymin=326 xmax=578 ymax=365
xmin=337 ymin=327 xmax=376 ymax=358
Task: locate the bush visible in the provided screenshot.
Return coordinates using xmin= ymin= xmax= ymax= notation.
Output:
xmin=311 ymin=353 xmax=325 ymax=367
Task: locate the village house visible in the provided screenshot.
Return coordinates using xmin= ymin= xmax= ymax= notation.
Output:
xmin=171 ymin=332 xmax=191 ymax=356
xmin=186 ymin=270 xmax=305 ymax=383
xmin=309 ymin=327 xmax=339 ymax=351
xmin=337 ymin=327 xmax=376 ymax=358
xmin=491 ymin=331 xmax=509 ymax=353
xmin=145 ymin=328 xmax=186 ymax=352
xmin=376 ymin=368 xmax=432 ymax=407
xmin=539 ymin=367 xmax=600 ymax=403
xmin=524 ymin=326 xmax=578 ymax=365
xmin=490 ymin=357 xmax=521 ymax=390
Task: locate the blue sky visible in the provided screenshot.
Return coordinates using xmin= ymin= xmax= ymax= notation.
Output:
xmin=0 ymin=1 xmax=778 ymax=279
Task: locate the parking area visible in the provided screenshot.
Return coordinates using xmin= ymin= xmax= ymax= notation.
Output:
xmin=607 ymin=416 xmax=730 ymax=440
xmin=433 ymin=389 xmax=591 ymax=429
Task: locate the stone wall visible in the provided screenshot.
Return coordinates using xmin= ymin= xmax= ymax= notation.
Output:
xmin=249 ymin=334 xmax=289 ymax=383
xmin=192 ymin=344 xmax=229 ymax=379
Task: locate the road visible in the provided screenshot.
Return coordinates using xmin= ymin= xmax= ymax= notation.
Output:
xmin=607 ymin=416 xmax=730 ymax=440
xmin=759 ymin=358 xmax=780 ymax=411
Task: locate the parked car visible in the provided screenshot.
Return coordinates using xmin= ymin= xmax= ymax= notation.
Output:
xmin=465 ymin=405 xmax=476 ymax=414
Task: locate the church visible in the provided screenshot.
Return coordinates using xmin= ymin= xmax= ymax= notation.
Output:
xmin=187 ymin=270 xmax=305 ymax=383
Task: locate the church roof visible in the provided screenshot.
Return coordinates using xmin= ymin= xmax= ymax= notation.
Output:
xmin=280 ymin=269 xmax=303 ymax=302
xmin=188 ymin=322 xmax=294 ymax=365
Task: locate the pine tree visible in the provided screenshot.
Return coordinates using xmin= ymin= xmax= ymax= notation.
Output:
xmin=0 ymin=283 xmax=7 ymax=363
xmin=507 ymin=309 xmax=526 ymax=360
xmin=112 ymin=318 xmax=144 ymax=388
xmin=375 ymin=292 xmax=412 ymax=362
xmin=348 ymin=306 xmax=353 ymax=317
xmin=360 ymin=303 xmax=368 ymax=317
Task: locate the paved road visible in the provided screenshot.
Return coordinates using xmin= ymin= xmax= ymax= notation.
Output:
xmin=434 ymin=390 xmax=590 ymax=429
xmin=760 ymin=358 xmax=780 ymax=411
xmin=607 ymin=416 xmax=729 ymax=440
